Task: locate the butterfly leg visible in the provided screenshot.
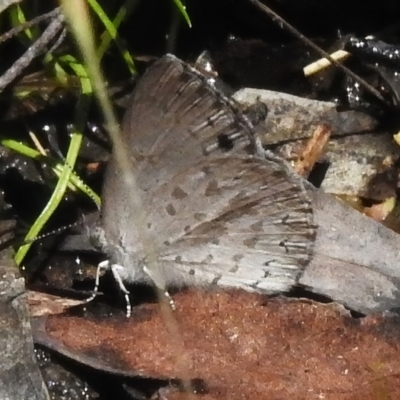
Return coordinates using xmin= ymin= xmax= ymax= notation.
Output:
xmin=142 ymin=265 xmax=176 ymax=310
xmin=254 ymin=136 xmax=295 ymax=169
xmin=85 ymin=260 xmax=110 ymax=304
xmin=110 ymin=264 xmax=132 ymax=318
xmin=254 ymin=136 xmax=276 ymax=159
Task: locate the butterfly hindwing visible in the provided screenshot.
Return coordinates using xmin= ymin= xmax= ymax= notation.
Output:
xmin=144 ymin=156 xmax=315 ymax=292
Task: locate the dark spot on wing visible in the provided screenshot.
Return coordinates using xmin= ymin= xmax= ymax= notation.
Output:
xmin=166 ymin=203 xmax=176 ymax=216
xmin=217 ymin=133 xmax=234 ymax=151
xmin=212 ymin=275 xmax=222 ymax=285
xmin=203 ymin=254 xmax=213 ymax=263
xmin=189 ymin=269 xmax=195 ymax=275
xmin=243 ymin=237 xmax=258 ymax=248
xmin=205 ymin=179 xmax=219 ymax=197
xmin=211 ymin=237 xmax=220 ymax=245
xmin=274 ymin=169 xmax=286 ymax=180
xmin=206 ymin=115 xmax=215 ymax=127
xmin=194 ymin=213 xmax=207 ymax=221
xmin=202 ymin=166 xmax=211 ymax=175
xmin=279 ymin=240 xmax=289 ymax=253
xmin=250 ymin=220 xmax=263 ymax=232
xmin=233 ymin=254 xmax=244 ymax=262
xmin=229 ymin=265 xmax=239 ymax=273
xmin=172 ymin=186 xmax=188 ymax=200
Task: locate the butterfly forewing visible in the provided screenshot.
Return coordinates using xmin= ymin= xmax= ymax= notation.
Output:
xmin=120 ymin=55 xmax=255 ymax=187
xmin=101 ymin=55 xmax=257 ymax=253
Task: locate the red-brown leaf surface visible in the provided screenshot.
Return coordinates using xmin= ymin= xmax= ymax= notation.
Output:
xmin=33 ymin=290 xmax=400 ymax=399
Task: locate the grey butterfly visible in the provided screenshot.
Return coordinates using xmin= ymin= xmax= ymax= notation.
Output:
xmin=90 ymin=54 xmax=316 ymax=315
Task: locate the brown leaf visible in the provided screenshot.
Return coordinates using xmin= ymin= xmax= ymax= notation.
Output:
xmin=294 ymin=124 xmax=331 ymax=176
xmin=33 ymin=290 xmax=400 ymax=400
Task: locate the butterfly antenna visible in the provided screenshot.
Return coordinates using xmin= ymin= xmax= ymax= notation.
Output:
xmin=22 ymin=220 xmax=83 ymax=245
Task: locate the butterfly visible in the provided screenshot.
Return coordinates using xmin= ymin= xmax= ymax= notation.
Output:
xmin=89 ymin=54 xmax=316 ymax=316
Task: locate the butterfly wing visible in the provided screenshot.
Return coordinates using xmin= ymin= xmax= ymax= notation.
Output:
xmin=99 ymin=55 xmax=315 ymax=293
xmin=146 ymin=156 xmax=315 ymax=292
xmin=101 ymin=54 xmax=257 ymax=257
xmin=120 ymin=54 xmax=255 ymax=187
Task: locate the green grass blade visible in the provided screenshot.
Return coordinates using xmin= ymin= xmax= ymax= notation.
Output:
xmin=87 ymin=0 xmax=136 ymax=73
xmin=14 ymin=129 xmax=83 ymax=266
xmin=14 ymin=50 xmax=98 ymax=265
xmin=171 ymin=0 xmax=191 ymax=28
xmin=0 ymin=139 xmax=101 ymax=207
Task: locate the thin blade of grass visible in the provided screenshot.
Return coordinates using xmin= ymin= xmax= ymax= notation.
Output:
xmin=61 ymin=1 xmax=194 ymax=393
xmin=14 ymin=50 xmax=93 ymax=265
xmin=14 ymin=129 xmax=83 ymax=265
xmin=172 ymin=0 xmax=191 ymax=28
xmin=88 ymin=0 xmax=136 ymax=74
xmin=1 ymin=139 xmax=100 ymax=207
